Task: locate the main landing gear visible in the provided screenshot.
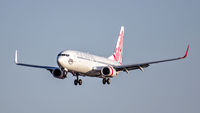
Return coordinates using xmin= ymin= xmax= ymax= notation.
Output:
xmin=74 ymin=76 xmax=82 ymax=85
xmin=102 ymin=78 xmax=111 ymax=85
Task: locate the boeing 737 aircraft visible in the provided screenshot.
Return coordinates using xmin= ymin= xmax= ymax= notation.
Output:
xmin=15 ymin=26 xmax=189 ymax=85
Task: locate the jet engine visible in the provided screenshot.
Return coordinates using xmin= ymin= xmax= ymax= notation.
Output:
xmin=101 ymin=66 xmax=116 ymax=76
xmin=52 ymin=68 xmax=67 ymax=79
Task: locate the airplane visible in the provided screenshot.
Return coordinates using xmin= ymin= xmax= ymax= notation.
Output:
xmin=15 ymin=26 xmax=189 ymax=85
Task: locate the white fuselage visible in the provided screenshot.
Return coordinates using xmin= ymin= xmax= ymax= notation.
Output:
xmin=57 ymin=50 xmax=121 ymax=77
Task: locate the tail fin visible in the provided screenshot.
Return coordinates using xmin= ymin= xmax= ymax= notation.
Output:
xmin=108 ymin=26 xmax=124 ymax=64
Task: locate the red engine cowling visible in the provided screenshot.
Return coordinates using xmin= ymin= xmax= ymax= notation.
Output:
xmin=52 ymin=68 xmax=67 ymax=79
xmin=101 ymin=66 xmax=116 ymax=77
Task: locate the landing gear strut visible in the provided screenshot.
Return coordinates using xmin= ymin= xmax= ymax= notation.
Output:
xmin=63 ymin=70 xmax=68 ymax=78
xmin=74 ymin=76 xmax=82 ymax=85
xmin=102 ymin=78 xmax=111 ymax=85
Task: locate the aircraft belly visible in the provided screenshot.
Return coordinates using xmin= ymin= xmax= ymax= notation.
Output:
xmin=72 ymin=59 xmax=93 ymax=73
xmin=73 ymin=59 xmax=105 ymax=76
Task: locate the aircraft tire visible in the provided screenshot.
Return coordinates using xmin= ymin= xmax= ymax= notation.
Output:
xmin=102 ymin=78 xmax=106 ymax=84
xmin=74 ymin=80 xmax=78 ymax=85
xmin=107 ymin=78 xmax=111 ymax=84
xmin=79 ymin=79 xmax=82 ymax=85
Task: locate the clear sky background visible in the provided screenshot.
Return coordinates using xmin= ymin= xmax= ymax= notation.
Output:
xmin=0 ymin=0 xmax=199 ymax=113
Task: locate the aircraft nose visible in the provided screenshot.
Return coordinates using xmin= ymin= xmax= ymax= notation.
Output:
xmin=57 ymin=56 xmax=64 ymax=67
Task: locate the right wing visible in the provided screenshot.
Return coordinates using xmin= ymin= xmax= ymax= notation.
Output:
xmin=15 ymin=50 xmax=58 ymax=72
xmin=114 ymin=45 xmax=189 ymax=72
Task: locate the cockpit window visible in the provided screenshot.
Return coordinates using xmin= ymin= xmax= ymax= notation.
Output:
xmin=58 ymin=54 xmax=70 ymax=57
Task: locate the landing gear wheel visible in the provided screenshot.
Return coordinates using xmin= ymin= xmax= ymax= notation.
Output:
xmin=102 ymin=78 xmax=106 ymax=84
xmin=79 ymin=79 xmax=82 ymax=85
xmin=74 ymin=75 xmax=82 ymax=86
xmin=102 ymin=78 xmax=111 ymax=85
xmin=106 ymin=78 xmax=111 ymax=84
xmin=74 ymin=80 xmax=78 ymax=85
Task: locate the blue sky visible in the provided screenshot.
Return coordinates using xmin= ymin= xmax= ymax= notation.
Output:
xmin=0 ymin=0 xmax=200 ymax=113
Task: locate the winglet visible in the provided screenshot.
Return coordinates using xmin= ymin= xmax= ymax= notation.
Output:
xmin=182 ymin=44 xmax=189 ymax=59
xmin=15 ymin=50 xmax=18 ymax=64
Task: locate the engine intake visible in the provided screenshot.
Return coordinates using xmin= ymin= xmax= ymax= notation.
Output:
xmin=52 ymin=68 xmax=67 ymax=79
xmin=101 ymin=66 xmax=116 ymax=76
xmin=102 ymin=67 xmax=110 ymax=75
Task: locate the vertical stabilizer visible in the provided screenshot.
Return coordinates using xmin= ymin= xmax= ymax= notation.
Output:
xmin=108 ymin=26 xmax=124 ymax=64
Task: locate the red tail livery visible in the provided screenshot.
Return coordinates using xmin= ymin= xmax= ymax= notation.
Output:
xmin=109 ymin=26 xmax=124 ymax=64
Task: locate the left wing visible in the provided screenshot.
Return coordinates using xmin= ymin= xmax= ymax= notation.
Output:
xmin=15 ymin=50 xmax=58 ymax=71
xmin=114 ymin=45 xmax=189 ymax=72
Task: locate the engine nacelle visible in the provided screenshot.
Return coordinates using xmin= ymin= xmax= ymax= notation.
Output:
xmin=52 ymin=68 xmax=67 ymax=79
xmin=101 ymin=66 xmax=117 ymax=77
